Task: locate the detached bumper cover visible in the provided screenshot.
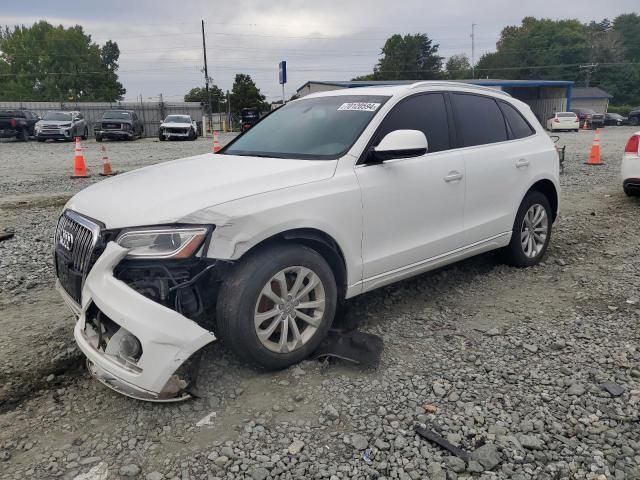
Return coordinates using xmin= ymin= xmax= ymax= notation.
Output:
xmin=71 ymin=242 xmax=216 ymax=401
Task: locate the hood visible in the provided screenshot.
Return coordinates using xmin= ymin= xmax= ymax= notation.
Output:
xmin=161 ymin=122 xmax=192 ymax=128
xmin=66 ymin=153 xmax=338 ymax=228
xmin=38 ymin=119 xmax=73 ymax=126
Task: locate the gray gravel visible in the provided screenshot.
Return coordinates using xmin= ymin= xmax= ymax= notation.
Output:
xmin=0 ymin=127 xmax=639 ymax=479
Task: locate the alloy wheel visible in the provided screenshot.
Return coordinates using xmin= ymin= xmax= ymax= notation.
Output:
xmin=254 ymin=266 xmax=326 ymax=353
xmin=520 ymin=204 xmax=548 ymax=258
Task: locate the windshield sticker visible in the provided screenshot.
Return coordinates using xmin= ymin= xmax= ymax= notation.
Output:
xmin=337 ymin=102 xmax=381 ymax=112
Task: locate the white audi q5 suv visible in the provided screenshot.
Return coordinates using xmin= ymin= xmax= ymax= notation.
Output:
xmin=54 ymin=82 xmax=560 ymax=401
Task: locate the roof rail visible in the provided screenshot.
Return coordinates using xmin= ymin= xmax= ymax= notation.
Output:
xmin=409 ymin=81 xmax=512 ymax=97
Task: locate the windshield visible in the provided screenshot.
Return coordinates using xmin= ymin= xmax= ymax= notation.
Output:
xmin=103 ymin=111 xmax=131 ymax=120
xmin=224 ymin=95 xmax=389 ymax=159
xmin=43 ymin=111 xmax=72 ymax=121
xmin=164 ymin=115 xmax=191 ymax=123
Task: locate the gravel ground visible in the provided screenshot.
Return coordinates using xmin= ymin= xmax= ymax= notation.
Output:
xmin=0 ymin=127 xmax=639 ymax=480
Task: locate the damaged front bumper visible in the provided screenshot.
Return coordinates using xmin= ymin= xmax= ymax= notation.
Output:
xmin=64 ymin=242 xmax=216 ymax=402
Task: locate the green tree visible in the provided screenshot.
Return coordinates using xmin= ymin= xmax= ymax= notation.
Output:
xmin=445 ymin=54 xmax=471 ymax=79
xmin=184 ymin=84 xmax=226 ymax=110
xmin=0 ymin=21 xmax=125 ymax=101
xmin=372 ymin=33 xmax=443 ymax=80
xmin=476 ymin=17 xmax=589 ymax=81
xmin=230 ymin=74 xmax=269 ymax=117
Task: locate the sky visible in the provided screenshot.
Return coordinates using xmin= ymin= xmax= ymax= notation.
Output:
xmin=3 ymin=0 xmax=639 ymax=102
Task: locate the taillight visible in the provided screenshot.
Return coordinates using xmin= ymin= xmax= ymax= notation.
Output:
xmin=10 ymin=119 xmax=16 ymax=128
xmin=624 ymin=135 xmax=640 ymax=154
xmin=554 ymin=118 xmax=560 ymax=123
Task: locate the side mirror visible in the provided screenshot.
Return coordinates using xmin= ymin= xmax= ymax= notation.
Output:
xmin=371 ymin=130 xmax=428 ymax=162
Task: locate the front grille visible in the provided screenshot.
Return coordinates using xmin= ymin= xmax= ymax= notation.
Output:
xmin=102 ymin=123 xmax=122 ymax=130
xmin=54 ymin=211 xmax=101 ymax=304
xmin=166 ymin=127 xmax=189 ymax=134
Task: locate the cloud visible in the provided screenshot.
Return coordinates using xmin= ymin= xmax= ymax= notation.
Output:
xmin=3 ymin=0 xmax=639 ymax=101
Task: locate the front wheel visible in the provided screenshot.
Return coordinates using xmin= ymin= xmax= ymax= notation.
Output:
xmin=217 ymin=244 xmax=337 ymax=369
xmin=95 ymin=135 xmax=103 ymax=142
xmin=503 ymin=191 xmax=552 ymax=267
xmin=188 ymin=129 xmax=196 ymax=141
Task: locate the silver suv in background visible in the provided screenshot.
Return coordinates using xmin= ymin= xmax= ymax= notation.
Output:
xmin=35 ymin=111 xmax=88 ymax=142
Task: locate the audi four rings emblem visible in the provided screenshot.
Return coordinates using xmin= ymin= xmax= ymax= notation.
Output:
xmin=59 ymin=230 xmax=74 ymax=251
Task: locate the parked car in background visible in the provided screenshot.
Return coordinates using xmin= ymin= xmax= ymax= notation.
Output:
xmin=0 ymin=110 xmax=40 ymax=140
xmin=622 ymin=131 xmax=640 ymax=196
xmin=54 ymin=82 xmax=560 ymax=401
xmin=604 ymin=112 xmax=628 ymax=126
xmin=628 ymin=107 xmax=640 ymax=126
xmin=158 ymin=114 xmax=198 ymax=141
xmin=95 ymin=110 xmax=144 ymax=141
xmin=571 ymin=108 xmax=605 ymax=129
xmin=35 ymin=111 xmax=87 ymax=142
xmin=546 ymin=112 xmax=579 ymax=131
xmin=240 ymin=107 xmax=260 ymax=132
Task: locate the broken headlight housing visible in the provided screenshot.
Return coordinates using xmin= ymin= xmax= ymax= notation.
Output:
xmin=116 ymin=226 xmax=209 ymax=259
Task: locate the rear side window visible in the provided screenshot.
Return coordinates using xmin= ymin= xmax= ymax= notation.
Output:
xmin=376 ymin=93 xmax=450 ymax=153
xmin=451 ymin=93 xmax=507 ymax=147
xmin=499 ymin=102 xmax=535 ymax=139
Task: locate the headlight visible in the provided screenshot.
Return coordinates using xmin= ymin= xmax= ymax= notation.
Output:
xmin=116 ymin=227 xmax=209 ymax=259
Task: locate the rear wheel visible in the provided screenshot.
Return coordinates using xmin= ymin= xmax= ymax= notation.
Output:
xmin=217 ymin=244 xmax=337 ymax=369
xmin=624 ymin=185 xmax=639 ymax=197
xmin=503 ymin=191 xmax=552 ymax=267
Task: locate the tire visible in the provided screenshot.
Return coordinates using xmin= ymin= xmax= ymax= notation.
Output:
xmin=503 ymin=191 xmax=552 ymax=267
xmin=630 ymin=117 xmax=639 ymax=126
xmin=81 ymin=128 xmax=88 ymax=140
xmin=18 ymin=128 xmax=29 ymax=141
xmin=188 ymin=129 xmax=196 ymax=141
xmin=217 ymin=244 xmax=337 ymax=370
xmin=36 ymin=138 xmax=45 ymax=143
xmin=624 ymin=185 xmax=639 ymax=197
xmin=95 ymin=135 xmax=103 ymax=142
xmin=159 ymin=132 xmax=166 ymax=141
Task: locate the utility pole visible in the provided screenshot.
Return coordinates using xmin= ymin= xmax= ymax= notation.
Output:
xmin=201 ymin=20 xmax=213 ymax=135
xmin=579 ymin=63 xmax=597 ymax=87
xmin=471 ymin=23 xmax=477 ymax=79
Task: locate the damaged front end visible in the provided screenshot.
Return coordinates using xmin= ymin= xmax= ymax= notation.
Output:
xmin=55 ymin=211 xmax=226 ymax=401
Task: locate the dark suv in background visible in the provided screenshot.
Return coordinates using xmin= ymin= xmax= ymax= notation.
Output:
xmin=571 ymin=108 xmax=606 ymax=129
xmin=0 ymin=110 xmax=39 ymax=140
xmin=628 ymin=107 xmax=640 ymax=126
xmin=95 ymin=110 xmax=144 ymax=141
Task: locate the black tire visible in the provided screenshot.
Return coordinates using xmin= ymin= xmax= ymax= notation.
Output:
xmin=95 ymin=135 xmax=103 ymax=142
xmin=81 ymin=128 xmax=88 ymax=140
xmin=624 ymin=185 xmax=639 ymax=197
xmin=217 ymin=244 xmax=337 ymax=370
xmin=188 ymin=129 xmax=196 ymax=141
xmin=159 ymin=133 xmax=166 ymax=141
xmin=503 ymin=191 xmax=552 ymax=267
xmin=18 ymin=128 xmax=29 ymax=141
xmin=36 ymin=138 xmax=45 ymax=143
xmin=630 ymin=117 xmax=639 ymax=126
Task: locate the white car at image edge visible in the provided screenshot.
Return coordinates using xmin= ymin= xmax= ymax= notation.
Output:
xmin=53 ymin=81 xmax=560 ymax=401
xmin=622 ymin=131 xmax=640 ymax=196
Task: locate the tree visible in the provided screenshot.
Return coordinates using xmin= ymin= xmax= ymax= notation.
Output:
xmin=229 ymin=74 xmax=269 ymax=117
xmin=184 ymin=84 xmax=226 ymax=110
xmin=372 ymin=34 xmax=443 ymax=80
xmin=476 ymin=17 xmax=589 ymax=81
xmin=445 ymin=54 xmax=471 ymax=79
xmin=0 ymin=21 xmax=125 ymax=101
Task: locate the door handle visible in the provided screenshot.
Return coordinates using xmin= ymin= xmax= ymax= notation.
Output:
xmin=443 ymin=171 xmax=463 ymax=182
xmin=516 ymin=158 xmax=530 ymax=168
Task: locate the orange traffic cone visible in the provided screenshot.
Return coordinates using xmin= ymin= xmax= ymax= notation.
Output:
xmin=98 ymin=145 xmax=115 ymax=176
xmin=71 ymin=137 xmax=90 ymax=178
xmin=581 ymin=119 xmax=589 ymax=130
xmin=585 ymin=129 xmax=604 ymax=165
xmin=212 ymin=131 xmax=222 ymax=153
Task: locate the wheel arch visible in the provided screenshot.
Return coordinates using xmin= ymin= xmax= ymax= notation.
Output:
xmin=527 ymin=179 xmax=558 ymax=221
xmin=240 ymin=228 xmax=348 ymax=301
